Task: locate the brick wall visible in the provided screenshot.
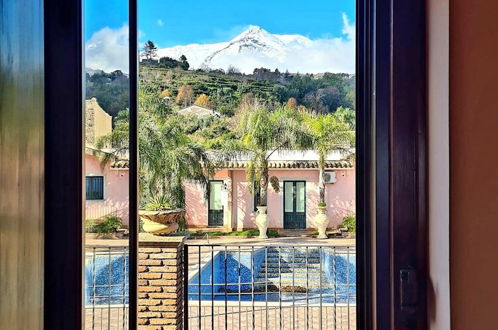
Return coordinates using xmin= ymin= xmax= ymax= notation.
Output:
xmin=138 ymin=236 xmax=185 ymax=330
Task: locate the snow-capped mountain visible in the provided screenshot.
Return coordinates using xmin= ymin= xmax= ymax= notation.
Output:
xmin=155 ymin=25 xmax=354 ymax=74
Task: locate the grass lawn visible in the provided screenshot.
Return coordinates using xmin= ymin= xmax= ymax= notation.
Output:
xmin=188 ymin=229 xmax=279 ymax=238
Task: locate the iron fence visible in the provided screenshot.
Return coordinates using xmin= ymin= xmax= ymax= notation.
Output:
xmin=85 ymin=245 xmax=129 ymax=330
xmin=184 ymin=244 xmax=356 ymax=330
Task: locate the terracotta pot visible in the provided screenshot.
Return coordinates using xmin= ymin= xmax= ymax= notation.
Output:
xmin=255 ymin=206 xmax=268 ymax=239
xmin=314 ymin=206 xmax=329 ymax=239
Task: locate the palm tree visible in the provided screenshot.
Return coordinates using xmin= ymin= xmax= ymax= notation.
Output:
xmin=97 ymin=88 xmax=212 ymax=209
xmin=139 ymin=113 xmax=212 ymax=208
xmin=304 ymin=112 xmax=354 ymax=204
xmin=225 ymin=101 xmax=309 ymax=207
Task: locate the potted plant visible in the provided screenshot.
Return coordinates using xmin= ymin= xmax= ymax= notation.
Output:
xmin=139 ymin=197 xmax=184 ymax=235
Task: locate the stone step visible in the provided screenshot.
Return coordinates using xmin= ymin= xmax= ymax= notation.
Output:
xmin=264 ymin=256 xmax=321 ymax=263
xmin=258 ymin=267 xmax=323 ymax=274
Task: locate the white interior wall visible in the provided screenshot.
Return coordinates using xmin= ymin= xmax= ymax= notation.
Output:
xmin=428 ymin=0 xmax=450 ymax=328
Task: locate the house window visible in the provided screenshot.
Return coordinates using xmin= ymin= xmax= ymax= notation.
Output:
xmin=86 ymin=176 xmax=104 ymax=200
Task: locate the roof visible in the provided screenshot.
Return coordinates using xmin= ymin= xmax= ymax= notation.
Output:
xmin=110 ymin=159 xmax=129 ymax=169
xmin=85 ymin=146 xmax=129 ymax=170
xmin=177 ymin=105 xmax=221 ymax=118
xmin=214 ymin=150 xmax=354 ymax=170
xmin=221 ymin=160 xmax=353 ymax=169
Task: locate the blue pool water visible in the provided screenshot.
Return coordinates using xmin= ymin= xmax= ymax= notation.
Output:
xmin=85 ymin=254 xmax=129 ymax=305
xmin=188 ymin=248 xmax=356 ymax=304
xmin=84 ymin=247 xmax=356 ymax=305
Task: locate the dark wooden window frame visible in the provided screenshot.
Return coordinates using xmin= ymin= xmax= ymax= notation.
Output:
xmin=85 ymin=176 xmax=104 ymax=200
xmin=43 ymin=0 xmax=427 ymax=329
xmin=357 ymin=0 xmax=427 ymax=328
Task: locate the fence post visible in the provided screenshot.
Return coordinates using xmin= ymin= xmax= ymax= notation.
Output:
xmin=137 ymin=234 xmax=185 ymax=329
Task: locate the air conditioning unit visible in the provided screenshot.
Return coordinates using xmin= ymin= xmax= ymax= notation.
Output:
xmin=324 ymin=171 xmax=337 ymax=184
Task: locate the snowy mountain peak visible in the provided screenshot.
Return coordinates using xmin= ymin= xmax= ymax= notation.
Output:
xmin=232 ymin=25 xmax=272 ymax=41
xmin=154 ymin=23 xmax=355 ymax=74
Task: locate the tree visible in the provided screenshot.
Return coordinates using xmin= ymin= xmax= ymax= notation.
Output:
xmin=143 ymin=40 xmax=157 ymax=60
xmin=335 ymin=106 xmax=356 ymax=130
xmin=194 ymin=94 xmax=212 ymax=108
xmin=179 ymin=55 xmax=190 ymax=70
xmin=97 ymin=89 xmax=212 ymax=209
xmin=303 ymin=112 xmax=354 ymax=204
xmin=139 ymin=113 xmax=212 ymax=208
xmin=225 ymin=102 xmax=310 ymax=207
xmin=286 ymin=97 xmax=298 ymax=110
xmin=176 ymin=85 xmax=194 ymax=107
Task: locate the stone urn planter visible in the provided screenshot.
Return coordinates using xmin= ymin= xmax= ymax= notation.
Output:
xmin=314 ymin=206 xmax=329 ymax=239
xmin=139 ymin=209 xmax=184 ymax=235
xmin=255 ymin=206 xmax=268 ymax=239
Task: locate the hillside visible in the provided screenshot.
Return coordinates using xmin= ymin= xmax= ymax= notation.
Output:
xmin=140 ymin=66 xmax=355 ymax=116
xmin=86 ymin=65 xmax=355 ymax=118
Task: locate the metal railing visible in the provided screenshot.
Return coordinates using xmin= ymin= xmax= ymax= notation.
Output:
xmin=85 ymin=245 xmax=129 ymax=330
xmin=184 ymin=244 xmax=356 ymax=330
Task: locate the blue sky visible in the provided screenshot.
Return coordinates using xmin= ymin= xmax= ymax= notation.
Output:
xmin=85 ymin=0 xmax=355 ymax=47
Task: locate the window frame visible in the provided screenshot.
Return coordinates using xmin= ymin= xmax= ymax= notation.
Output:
xmin=356 ymin=0 xmax=428 ymax=328
xmin=85 ymin=175 xmax=105 ymax=201
xmin=43 ymin=0 xmax=428 ymax=328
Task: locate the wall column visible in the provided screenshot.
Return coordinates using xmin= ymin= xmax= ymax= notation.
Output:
xmin=138 ymin=235 xmax=185 ymax=329
xmin=223 ymin=175 xmax=233 ymax=232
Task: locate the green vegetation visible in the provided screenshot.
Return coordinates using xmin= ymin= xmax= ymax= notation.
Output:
xmin=94 ymin=216 xmax=123 ymax=235
xmin=86 ymin=70 xmax=129 ymax=118
xmin=92 ymin=60 xmax=356 ymax=223
xmin=225 ymin=102 xmax=310 ymax=207
xmin=189 ymin=229 xmax=279 ymax=238
xmin=303 ymin=111 xmax=354 ymax=204
xmin=85 ymin=219 xmax=97 ymax=233
xmin=342 ymin=215 xmax=356 ymax=233
xmin=140 ymin=65 xmax=355 ymax=116
xmin=318 ymin=202 xmax=327 ymax=207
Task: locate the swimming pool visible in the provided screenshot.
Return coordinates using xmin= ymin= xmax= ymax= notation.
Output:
xmin=187 ymin=246 xmax=356 ymax=304
xmin=84 ymin=245 xmax=356 ymax=306
xmin=85 ymin=250 xmax=129 ymax=306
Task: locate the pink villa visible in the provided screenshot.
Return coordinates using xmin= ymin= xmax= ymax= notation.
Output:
xmin=184 ymin=150 xmax=355 ymax=232
xmin=85 ymin=148 xmax=129 ymax=226
xmin=85 ymin=98 xmax=130 ymax=226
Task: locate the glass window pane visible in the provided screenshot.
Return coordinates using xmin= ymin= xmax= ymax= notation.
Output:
xmin=284 ymin=182 xmax=294 ymax=212
xmin=209 ymin=181 xmax=223 ymax=210
xmin=84 ymin=0 xmax=129 ymax=328
xmin=296 ymin=182 xmax=306 ymax=212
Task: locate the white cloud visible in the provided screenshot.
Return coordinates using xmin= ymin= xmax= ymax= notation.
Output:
xmin=85 ymin=24 xmax=129 ymax=73
xmin=157 ymin=19 xmax=164 ymax=27
xmin=156 ymin=14 xmax=356 ymax=74
xmin=279 ymin=15 xmax=356 ymax=74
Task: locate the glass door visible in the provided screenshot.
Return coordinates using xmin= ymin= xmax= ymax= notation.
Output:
xmin=208 ymin=181 xmax=224 ymax=226
xmin=284 ymin=181 xmax=306 ymax=229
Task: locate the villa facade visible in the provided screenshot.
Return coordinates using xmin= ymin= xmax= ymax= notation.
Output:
xmin=85 ymin=98 xmax=130 ymax=225
xmin=184 ymin=151 xmax=355 ymax=231
xmin=85 ymin=149 xmax=130 ymax=225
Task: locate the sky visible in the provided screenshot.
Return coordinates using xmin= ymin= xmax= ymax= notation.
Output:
xmin=84 ymin=0 xmax=355 ymax=73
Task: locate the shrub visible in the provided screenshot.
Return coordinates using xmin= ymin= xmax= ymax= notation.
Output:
xmin=94 ymin=216 xmax=123 ymax=234
xmin=318 ymin=202 xmax=327 ymax=207
xmin=342 ymin=215 xmax=356 ymax=233
xmin=85 ymin=219 xmax=97 ymax=233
